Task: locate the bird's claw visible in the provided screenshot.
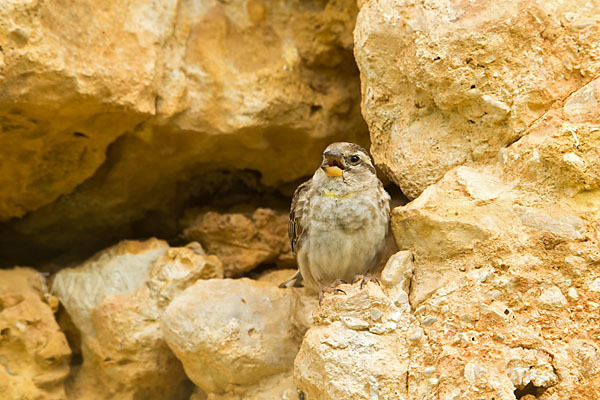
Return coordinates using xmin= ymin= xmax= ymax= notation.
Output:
xmin=351 ymin=273 xmax=380 ymax=289
xmin=319 ymin=281 xmax=348 ymax=305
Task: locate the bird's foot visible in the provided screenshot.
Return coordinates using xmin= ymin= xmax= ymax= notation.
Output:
xmin=319 ymin=279 xmax=347 ymax=305
xmin=351 ymin=273 xmax=380 ymax=289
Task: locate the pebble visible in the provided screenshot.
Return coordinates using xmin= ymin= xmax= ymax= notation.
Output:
xmin=537 ymin=286 xmax=567 ymax=310
xmin=422 ymin=316 xmax=438 ymax=326
xmin=588 ymin=278 xmax=600 ymax=293
xmin=428 ymin=378 xmax=439 ymax=386
xmin=371 ymin=308 xmax=383 ymax=321
xmin=567 ymin=287 xmax=579 ymax=300
xmin=408 ymin=328 xmax=424 ymax=342
xmin=422 ymin=366 xmax=436 ymax=377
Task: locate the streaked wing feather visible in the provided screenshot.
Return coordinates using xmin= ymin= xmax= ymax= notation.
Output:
xmin=288 ymin=179 xmax=311 ymax=254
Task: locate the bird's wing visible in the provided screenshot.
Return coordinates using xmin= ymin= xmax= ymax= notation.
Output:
xmin=288 ymin=179 xmax=311 ymax=254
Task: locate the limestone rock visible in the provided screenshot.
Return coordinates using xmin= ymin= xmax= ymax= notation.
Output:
xmin=355 ymin=0 xmax=600 ymax=199
xmin=0 ymin=267 xmax=71 ymax=400
xmin=0 ymin=0 xmax=369 ymax=266
xmin=182 ymin=208 xmax=293 ymax=276
xmin=161 ymin=278 xmax=315 ymax=397
xmin=379 ymin=250 xmax=414 ymax=311
xmin=53 ymin=238 xmax=222 ymax=400
xmin=387 ymin=77 xmax=600 ymax=398
xmin=294 ymin=282 xmax=418 ymax=400
xmin=537 ymin=286 xmax=568 ymax=310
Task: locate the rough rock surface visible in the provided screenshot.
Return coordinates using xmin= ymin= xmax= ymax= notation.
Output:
xmin=355 ymin=0 xmax=600 ymax=199
xmin=0 ymin=0 xmax=369 ymax=265
xmin=52 ymin=238 xmax=222 ymax=400
xmin=161 ymin=278 xmax=315 ymax=398
xmin=0 ymin=267 xmax=71 ymax=400
xmin=386 ymin=77 xmax=600 ymax=399
xmin=295 ymin=280 xmax=418 ymax=400
xmin=182 ymin=208 xmax=294 ymax=276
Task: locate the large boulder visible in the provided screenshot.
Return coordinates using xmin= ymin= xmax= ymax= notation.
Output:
xmin=161 ymin=278 xmax=316 ymax=398
xmin=355 ymin=0 xmax=600 ymax=199
xmin=52 ymin=238 xmax=223 ymax=399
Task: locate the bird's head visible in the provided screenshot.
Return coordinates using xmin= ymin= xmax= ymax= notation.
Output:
xmin=320 ymin=142 xmax=376 ymax=181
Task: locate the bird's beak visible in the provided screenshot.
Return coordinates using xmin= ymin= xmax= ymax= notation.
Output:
xmin=321 ymin=151 xmax=345 ymax=177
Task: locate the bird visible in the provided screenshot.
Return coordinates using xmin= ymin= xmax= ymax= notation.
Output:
xmin=279 ymin=142 xmax=390 ymax=303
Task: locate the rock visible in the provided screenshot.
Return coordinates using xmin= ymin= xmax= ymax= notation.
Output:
xmin=355 ymin=0 xmax=600 ymax=199
xmin=505 ymin=348 xmax=558 ymax=392
xmin=160 ymin=278 xmax=314 ymax=396
xmin=0 ymin=0 xmax=369 ymax=267
xmin=513 ymin=205 xmax=586 ymax=240
xmin=182 ymin=208 xmax=293 ymax=276
xmin=294 ymin=283 xmax=418 ymax=399
xmin=0 ymin=267 xmax=71 ymax=400
xmin=537 ymin=286 xmax=568 ymax=310
xmin=53 ymin=238 xmax=222 ymax=400
xmin=385 ymin=83 xmax=600 ymax=397
xmin=379 ymin=250 xmax=414 ymax=310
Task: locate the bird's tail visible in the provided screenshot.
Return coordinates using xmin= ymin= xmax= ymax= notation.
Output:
xmin=278 ymin=270 xmax=304 ymax=289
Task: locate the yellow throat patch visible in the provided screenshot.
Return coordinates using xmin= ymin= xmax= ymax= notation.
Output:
xmin=322 ymin=190 xmax=354 ymax=199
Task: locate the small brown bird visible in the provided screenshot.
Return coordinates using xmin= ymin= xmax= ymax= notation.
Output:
xmin=279 ymin=142 xmax=390 ymax=301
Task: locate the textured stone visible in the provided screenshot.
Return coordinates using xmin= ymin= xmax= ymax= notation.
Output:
xmin=0 ymin=267 xmax=71 ymax=400
xmin=355 ymin=0 xmax=600 ymax=199
xmin=161 ymin=278 xmax=314 ymax=396
xmin=294 ymin=283 xmax=418 ymax=400
xmin=182 ymin=208 xmax=293 ymax=276
xmin=0 ymin=0 xmax=369 ymax=265
xmin=53 ymin=238 xmax=222 ymax=400
xmin=537 ymin=286 xmax=568 ymax=310
xmin=386 ymin=77 xmax=600 ymax=398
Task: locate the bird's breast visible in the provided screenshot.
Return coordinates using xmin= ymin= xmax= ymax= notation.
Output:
xmin=309 ymin=190 xmax=382 ymax=231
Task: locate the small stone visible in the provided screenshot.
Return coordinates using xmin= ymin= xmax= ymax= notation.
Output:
xmin=588 ymin=301 xmax=599 ymax=311
xmin=371 ymin=308 xmax=383 ymax=321
xmin=467 ymin=267 xmax=493 ymax=283
xmin=428 ymin=378 xmax=440 ymax=386
xmin=422 ymin=366 xmax=436 ymax=377
xmin=537 ymin=286 xmax=567 ymax=310
xmin=588 ymin=278 xmax=600 ymax=293
xmin=464 ymin=362 xmax=486 ymax=383
xmin=408 ymin=328 xmax=424 ymax=342
xmin=394 ymin=291 xmax=409 ymax=305
xmin=441 ymin=305 xmax=450 ymax=314
xmin=563 ymin=152 xmax=585 ymax=169
xmin=567 ymin=287 xmax=579 ymax=300
xmin=422 ymin=316 xmax=438 ymax=326
xmin=513 ymin=205 xmax=586 ymax=240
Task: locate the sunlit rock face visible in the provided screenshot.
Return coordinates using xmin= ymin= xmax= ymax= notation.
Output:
xmin=0 ymin=0 xmax=369 ymax=264
xmin=52 ymin=238 xmax=222 ymax=400
xmin=355 ymin=0 xmax=600 ymax=199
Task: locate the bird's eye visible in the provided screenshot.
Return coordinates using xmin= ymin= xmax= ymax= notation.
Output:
xmin=350 ymin=155 xmax=360 ymax=164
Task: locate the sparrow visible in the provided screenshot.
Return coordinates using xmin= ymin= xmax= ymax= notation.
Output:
xmin=279 ymin=142 xmax=390 ymax=301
